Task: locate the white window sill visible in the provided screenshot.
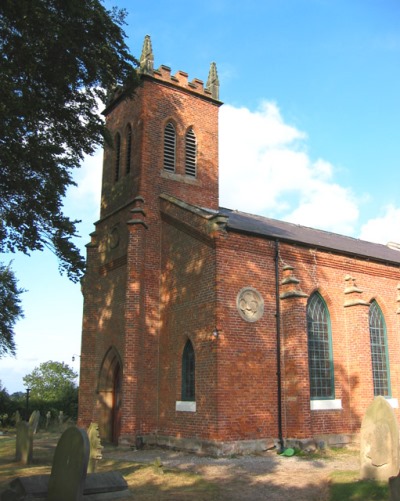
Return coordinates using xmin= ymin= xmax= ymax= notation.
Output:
xmin=386 ymin=398 xmax=399 ymax=409
xmin=310 ymin=399 xmax=342 ymax=411
xmin=176 ymin=401 xmax=196 ymax=412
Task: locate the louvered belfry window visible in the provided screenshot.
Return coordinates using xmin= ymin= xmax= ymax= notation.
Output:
xmin=185 ymin=128 xmax=197 ymax=177
xmin=114 ymin=133 xmax=121 ymax=182
xmin=163 ymin=122 xmax=176 ymax=172
xmin=125 ymin=124 xmax=132 ymax=175
xmin=369 ymin=300 xmax=391 ymax=397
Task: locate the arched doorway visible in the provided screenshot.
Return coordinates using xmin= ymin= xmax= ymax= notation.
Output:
xmin=111 ymin=363 xmax=122 ymax=444
xmin=97 ymin=347 xmax=123 ymax=443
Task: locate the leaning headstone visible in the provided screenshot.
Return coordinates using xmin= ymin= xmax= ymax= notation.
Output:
xmin=29 ymin=410 xmax=40 ymax=434
xmin=15 ymin=421 xmax=32 ymax=465
xmin=14 ymin=411 xmax=21 ymax=425
xmin=47 ymin=426 xmax=89 ymax=501
xmin=87 ymin=422 xmax=103 ymax=473
xmin=46 ymin=411 xmax=51 ymax=429
xmin=58 ymin=410 xmax=64 ymax=429
xmin=360 ymin=396 xmax=399 ymax=481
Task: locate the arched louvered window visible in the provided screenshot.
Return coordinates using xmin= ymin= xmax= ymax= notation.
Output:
xmin=114 ymin=133 xmax=121 ymax=182
xmin=125 ymin=124 xmax=132 ymax=175
xmin=307 ymin=292 xmax=334 ymax=399
xmin=163 ymin=122 xmax=176 ymax=172
xmin=182 ymin=340 xmax=195 ymax=401
xmin=369 ymin=301 xmax=391 ymax=397
xmin=185 ymin=128 xmax=197 ymax=177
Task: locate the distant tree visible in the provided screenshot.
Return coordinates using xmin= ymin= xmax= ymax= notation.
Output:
xmin=0 ymin=1 xmax=140 ymax=352
xmin=23 ymin=361 xmax=78 ymax=402
xmin=0 ymin=263 xmax=24 ymax=357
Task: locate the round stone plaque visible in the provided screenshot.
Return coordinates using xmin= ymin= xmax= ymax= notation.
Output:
xmin=236 ymin=287 xmax=264 ymax=322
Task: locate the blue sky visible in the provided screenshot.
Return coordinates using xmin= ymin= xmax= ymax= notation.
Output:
xmin=1 ymin=0 xmax=400 ymax=393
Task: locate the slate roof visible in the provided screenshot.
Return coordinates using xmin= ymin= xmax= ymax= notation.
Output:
xmin=218 ymin=207 xmax=400 ymax=266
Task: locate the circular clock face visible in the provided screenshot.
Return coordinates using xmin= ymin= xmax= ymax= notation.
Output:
xmin=236 ymin=287 xmax=264 ymax=322
xmin=109 ymin=227 xmax=119 ymax=249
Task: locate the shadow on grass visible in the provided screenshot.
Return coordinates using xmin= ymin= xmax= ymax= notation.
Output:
xmin=1 ymin=431 xmax=377 ymax=501
xmin=329 ymin=470 xmax=389 ymax=501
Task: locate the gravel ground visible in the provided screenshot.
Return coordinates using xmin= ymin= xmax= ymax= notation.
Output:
xmin=105 ymin=445 xmax=360 ymax=500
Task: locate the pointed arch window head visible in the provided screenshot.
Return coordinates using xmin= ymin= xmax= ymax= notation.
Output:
xmin=163 ymin=122 xmax=176 ymax=172
xmin=114 ymin=133 xmax=121 ymax=182
xmin=182 ymin=339 xmax=195 ymax=401
xmin=185 ymin=128 xmax=197 ymax=177
xmin=125 ymin=124 xmax=132 ymax=175
xmin=307 ymin=292 xmax=334 ymax=399
xmin=369 ymin=301 xmax=391 ymax=397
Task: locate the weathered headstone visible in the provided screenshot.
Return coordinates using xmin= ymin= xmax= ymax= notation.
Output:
xmin=29 ymin=410 xmax=40 ymax=434
xmin=360 ymin=396 xmax=399 ymax=481
xmin=47 ymin=426 xmax=89 ymax=501
xmin=14 ymin=411 xmax=21 ymax=425
xmin=2 ymin=427 xmax=129 ymax=500
xmin=46 ymin=411 xmax=51 ymax=429
xmin=15 ymin=421 xmax=32 ymax=465
xmin=87 ymin=422 xmax=103 ymax=473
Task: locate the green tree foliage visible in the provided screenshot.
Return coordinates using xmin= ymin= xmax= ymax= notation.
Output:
xmin=0 ymin=263 xmax=24 ymax=356
xmin=0 ymin=0 xmax=139 ymax=354
xmin=23 ymin=361 xmax=78 ymax=402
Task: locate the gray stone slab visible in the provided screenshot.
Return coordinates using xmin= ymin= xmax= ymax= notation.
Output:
xmin=9 ymin=475 xmax=49 ymax=497
xmin=84 ymin=472 xmax=128 ymax=494
xmin=4 ymin=471 xmax=127 ymax=499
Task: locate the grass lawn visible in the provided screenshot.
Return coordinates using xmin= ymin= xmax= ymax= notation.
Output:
xmin=0 ymin=430 xmax=392 ymax=500
xmin=0 ymin=431 xmax=219 ymax=500
xmin=328 ymin=470 xmax=389 ymax=501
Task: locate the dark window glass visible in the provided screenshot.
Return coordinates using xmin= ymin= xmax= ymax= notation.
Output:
xmin=369 ymin=301 xmax=391 ymax=396
xmin=307 ymin=292 xmax=334 ymax=399
xmin=182 ymin=340 xmax=195 ymax=401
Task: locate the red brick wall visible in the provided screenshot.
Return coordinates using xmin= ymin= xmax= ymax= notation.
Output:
xmin=79 ymin=64 xmax=400 ymax=448
xmin=78 ymin=70 xmax=221 ymax=443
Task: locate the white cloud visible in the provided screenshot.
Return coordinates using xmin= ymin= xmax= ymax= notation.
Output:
xmin=359 ymin=205 xmax=400 ymax=245
xmin=219 ymin=102 xmax=360 ymax=234
xmin=68 ymin=148 xmax=103 ymax=206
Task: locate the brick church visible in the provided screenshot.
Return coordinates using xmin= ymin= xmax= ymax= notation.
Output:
xmin=78 ymin=35 xmax=400 ymax=453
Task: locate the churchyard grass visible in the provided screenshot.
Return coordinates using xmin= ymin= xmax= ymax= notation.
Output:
xmin=328 ymin=470 xmax=389 ymax=500
xmin=0 ymin=431 xmax=219 ymax=500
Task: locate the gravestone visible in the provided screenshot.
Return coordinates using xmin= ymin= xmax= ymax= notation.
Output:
xmin=87 ymin=423 xmax=103 ymax=473
xmin=29 ymin=410 xmax=40 ymax=434
xmin=46 ymin=411 xmax=51 ymax=429
xmin=14 ymin=411 xmax=21 ymax=425
xmin=2 ymin=427 xmax=128 ymax=500
xmin=47 ymin=426 xmax=89 ymax=501
xmin=360 ymin=396 xmax=399 ymax=481
xmin=15 ymin=421 xmax=32 ymax=465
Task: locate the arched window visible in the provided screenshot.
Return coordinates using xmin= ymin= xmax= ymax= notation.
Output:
xmin=181 ymin=340 xmax=195 ymax=401
xmin=114 ymin=133 xmax=121 ymax=182
xmin=163 ymin=122 xmax=176 ymax=172
xmin=185 ymin=128 xmax=197 ymax=177
xmin=125 ymin=124 xmax=132 ymax=175
xmin=307 ymin=292 xmax=334 ymax=399
xmin=369 ymin=300 xmax=391 ymax=396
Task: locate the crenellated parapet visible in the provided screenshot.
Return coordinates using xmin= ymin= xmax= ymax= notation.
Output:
xmin=107 ymin=35 xmax=220 ymax=108
xmin=139 ymin=34 xmax=220 ymax=100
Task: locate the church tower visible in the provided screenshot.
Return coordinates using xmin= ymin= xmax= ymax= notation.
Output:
xmin=78 ymin=36 xmax=222 ymax=444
